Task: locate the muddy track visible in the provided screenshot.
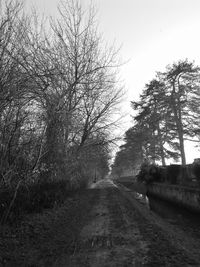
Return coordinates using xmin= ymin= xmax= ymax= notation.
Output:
xmin=56 ymin=182 xmax=198 ymax=266
xmin=1 ymin=180 xmax=200 ymax=266
xmin=117 ymin=183 xmax=200 ymax=264
xmin=113 ymin=186 xmax=199 ymax=266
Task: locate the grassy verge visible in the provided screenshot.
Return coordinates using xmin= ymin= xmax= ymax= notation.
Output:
xmin=0 ymin=188 xmax=100 ymax=266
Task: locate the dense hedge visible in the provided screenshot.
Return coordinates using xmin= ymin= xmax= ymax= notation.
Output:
xmin=137 ymin=162 xmax=200 ymax=187
xmin=0 ymin=179 xmax=87 ymax=224
xmin=192 ymin=164 xmax=200 ymax=182
xmin=166 ymin=165 xmax=181 ymax=184
xmin=136 ymin=163 xmax=161 ymax=184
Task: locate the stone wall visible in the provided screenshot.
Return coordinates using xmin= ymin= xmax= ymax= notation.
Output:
xmin=147 ymin=183 xmax=200 ymax=213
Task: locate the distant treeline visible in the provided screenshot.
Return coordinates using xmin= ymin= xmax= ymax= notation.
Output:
xmin=112 ymin=59 xmax=200 ymax=178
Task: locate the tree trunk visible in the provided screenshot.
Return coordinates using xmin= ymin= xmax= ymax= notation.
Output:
xmin=157 ymin=124 xmax=166 ymax=166
xmin=171 ymin=83 xmax=186 ymax=165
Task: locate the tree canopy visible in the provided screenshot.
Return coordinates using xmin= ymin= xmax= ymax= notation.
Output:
xmin=0 ymin=0 xmax=123 ymax=188
xmin=112 ymin=59 xmax=200 ymax=178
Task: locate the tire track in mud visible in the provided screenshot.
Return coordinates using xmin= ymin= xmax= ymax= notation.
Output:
xmin=54 ymin=181 xmax=199 ymax=266
xmin=86 ymin=188 xmax=149 ymax=267
xmin=116 ymin=185 xmax=199 ymax=266
xmin=105 ymin=188 xmax=149 ymax=266
xmin=53 ymin=189 xmax=111 ymax=267
xmin=55 ymin=187 xmax=149 ymax=267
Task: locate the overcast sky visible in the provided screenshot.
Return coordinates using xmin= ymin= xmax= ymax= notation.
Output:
xmin=25 ymin=0 xmax=200 ymax=94
xmin=25 ymin=0 xmax=200 ymax=162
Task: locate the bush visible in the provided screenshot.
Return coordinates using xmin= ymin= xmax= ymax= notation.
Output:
xmin=192 ymin=163 xmax=200 ymax=185
xmin=0 ymin=179 xmax=81 ymax=224
xmin=166 ymin=165 xmax=181 ymax=184
xmin=136 ymin=163 xmax=161 ymax=184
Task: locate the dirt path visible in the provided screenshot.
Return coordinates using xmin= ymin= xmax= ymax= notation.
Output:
xmin=55 ymin=187 xmax=148 ymax=266
xmin=54 ymin=179 xmax=199 ymax=266
xmin=1 ymin=179 xmax=199 ymax=266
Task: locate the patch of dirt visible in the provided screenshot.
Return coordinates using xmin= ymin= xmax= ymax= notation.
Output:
xmin=52 ymin=186 xmax=150 ymax=267
xmin=116 ymin=187 xmax=197 ymax=266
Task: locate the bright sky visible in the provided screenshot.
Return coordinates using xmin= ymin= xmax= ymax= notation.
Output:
xmin=25 ymin=0 xmax=200 ymax=163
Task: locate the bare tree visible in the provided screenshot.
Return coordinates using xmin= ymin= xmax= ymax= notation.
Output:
xmin=8 ymin=0 xmax=123 ymax=183
xmin=43 ymin=0 xmax=123 ymax=180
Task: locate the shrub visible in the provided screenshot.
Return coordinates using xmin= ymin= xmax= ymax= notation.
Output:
xmin=0 ymin=179 xmax=80 ymax=224
xmin=136 ymin=163 xmax=161 ymax=184
xmin=192 ymin=163 xmax=200 ymax=185
xmin=166 ymin=165 xmax=181 ymax=184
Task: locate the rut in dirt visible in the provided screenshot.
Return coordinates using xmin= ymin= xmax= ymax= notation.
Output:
xmin=2 ymin=179 xmax=198 ymax=266
xmin=55 ymin=181 xmax=148 ymax=267
xmin=56 ymin=179 xmax=196 ymax=267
